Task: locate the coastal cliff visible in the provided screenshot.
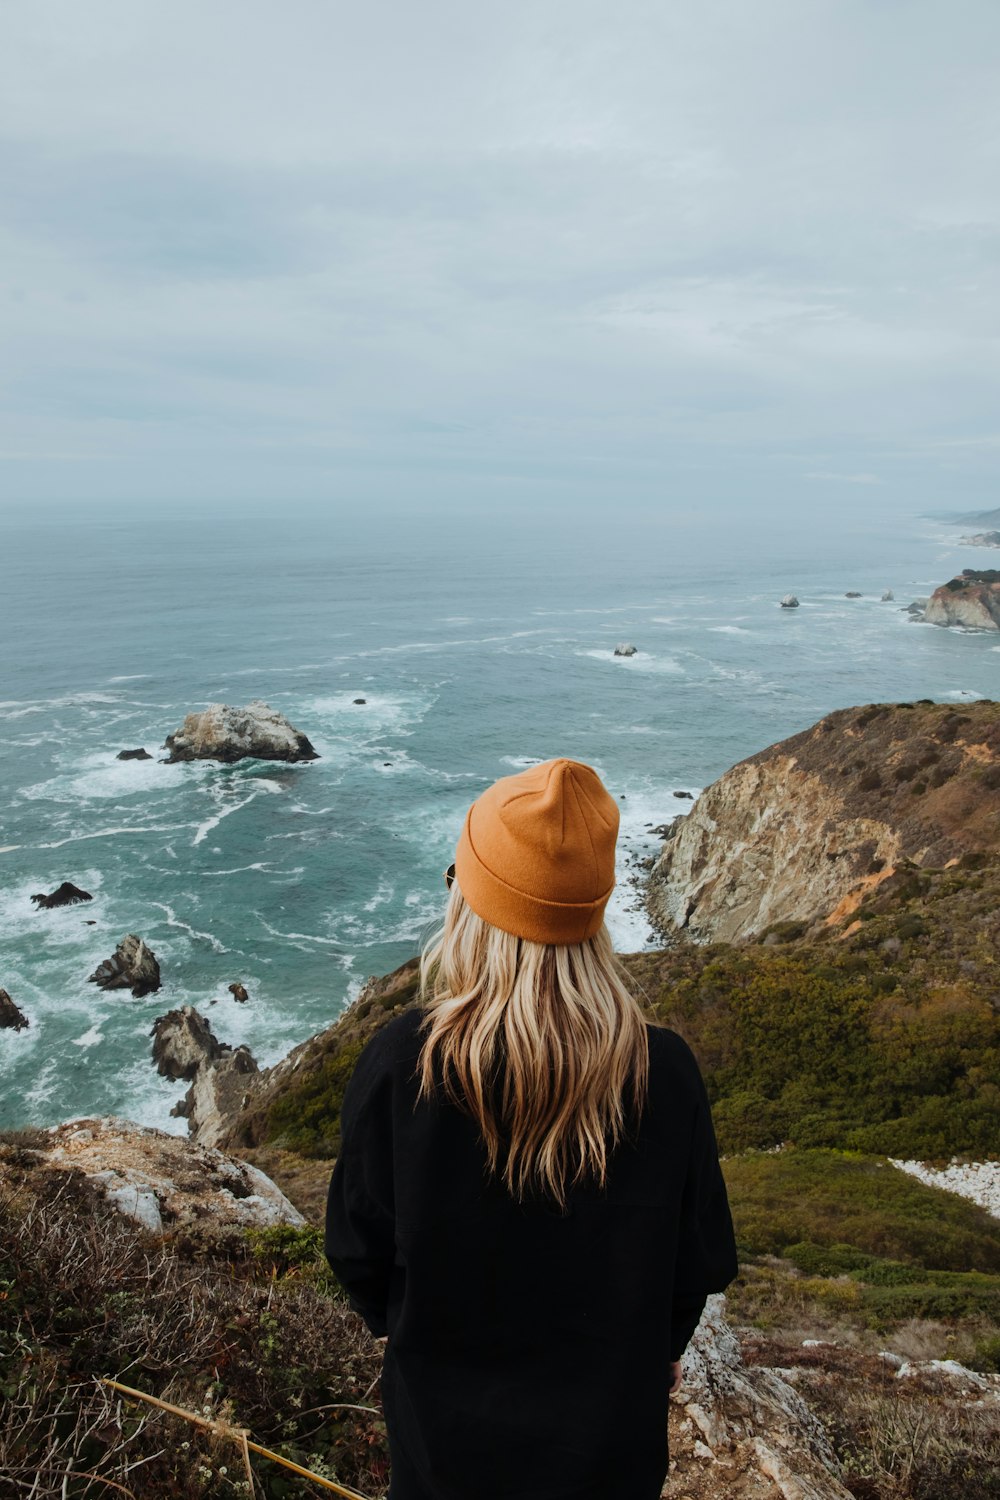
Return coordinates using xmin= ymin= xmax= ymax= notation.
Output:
xmin=922 ymin=570 xmax=1000 ymax=629
xmin=647 ymin=700 xmax=1000 ymax=945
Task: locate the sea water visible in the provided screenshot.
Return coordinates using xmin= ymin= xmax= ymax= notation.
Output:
xmin=1 ymin=502 xmax=997 ymax=1132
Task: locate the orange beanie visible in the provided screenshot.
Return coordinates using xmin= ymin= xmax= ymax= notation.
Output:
xmin=454 ymin=758 xmax=619 ymax=945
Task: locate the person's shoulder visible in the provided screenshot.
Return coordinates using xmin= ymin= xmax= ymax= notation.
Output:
xmin=353 ymin=1006 xmax=427 ymax=1077
xmin=644 ymin=1022 xmax=705 ymax=1089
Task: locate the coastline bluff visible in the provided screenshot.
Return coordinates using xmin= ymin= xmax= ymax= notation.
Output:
xmin=923 ymin=569 xmax=1000 ymax=630
xmin=163 ymin=700 xmax=319 ymax=764
xmin=648 ymin=700 xmax=1000 ymax=944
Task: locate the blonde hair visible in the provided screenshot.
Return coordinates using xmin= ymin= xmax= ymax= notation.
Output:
xmin=416 ymin=886 xmax=650 ymax=1210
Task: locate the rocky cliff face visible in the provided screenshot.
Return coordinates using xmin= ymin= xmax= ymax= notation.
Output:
xmin=648 ymin=701 xmax=1000 ymax=944
xmin=923 ymin=570 xmax=1000 ymax=629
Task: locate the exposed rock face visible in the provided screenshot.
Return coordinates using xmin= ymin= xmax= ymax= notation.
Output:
xmin=29 ymin=1117 xmax=303 ymax=1234
xmin=924 ymin=571 xmax=1000 ymax=630
xmin=0 ymin=989 xmax=29 ymax=1031
xmin=613 ymin=642 xmax=637 ymax=657
xmin=163 ymin=700 xmax=319 ymax=763
xmin=89 ymin=935 xmax=161 ymax=997
xmin=152 ymin=1005 xmax=259 ymax=1147
xmin=648 ymin=701 xmax=1000 ymax=944
xmin=670 ymin=1296 xmax=854 ymax=1500
xmin=780 ymin=594 xmax=799 ymax=608
xmin=32 ymin=882 xmax=93 ymax=909
xmin=116 ymin=748 xmax=152 ymax=761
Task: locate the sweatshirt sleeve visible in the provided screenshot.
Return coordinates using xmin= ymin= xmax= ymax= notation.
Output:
xmin=324 ymin=1042 xmax=397 ymax=1338
xmin=669 ymin=1045 xmax=739 ymax=1361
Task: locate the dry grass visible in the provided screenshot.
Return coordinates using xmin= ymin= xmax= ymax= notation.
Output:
xmin=0 ymin=1146 xmax=388 ymax=1499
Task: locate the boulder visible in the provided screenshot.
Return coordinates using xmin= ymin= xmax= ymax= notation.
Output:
xmin=31 ymin=882 xmax=92 ymax=909
xmin=152 ymin=1005 xmax=260 ymax=1147
xmin=116 ymin=748 xmax=152 ymax=761
xmin=845 ymin=591 xmax=862 ymax=598
xmin=613 ymin=642 xmax=637 ymax=657
xmin=353 ymin=698 xmax=367 ymax=705
xmin=0 ymin=989 xmax=29 ymax=1031
xmin=779 ymin=594 xmax=799 ymax=608
xmin=163 ymin=700 xmax=319 ymax=764
xmin=673 ymin=790 xmax=694 ymax=800
xmin=89 ymin=935 xmax=161 ymax=998
xmin=881 ymin=589 xmax=894 ymax=601
xmin=228 ymin=982 xmax=249 ymax=1003
xmin=25 ymin=1117 xmax=303 ymax=1234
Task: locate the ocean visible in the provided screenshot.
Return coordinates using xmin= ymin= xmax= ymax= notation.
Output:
xmin=2 ymin=502 xmax=997 ymax=1134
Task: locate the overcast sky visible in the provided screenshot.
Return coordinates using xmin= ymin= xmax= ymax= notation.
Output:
xmin=2 ymin=1 xmax=999 ymax=516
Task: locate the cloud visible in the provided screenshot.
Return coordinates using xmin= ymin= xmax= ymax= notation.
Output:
xmin=1 ymin=0 xmax=999 ymax=509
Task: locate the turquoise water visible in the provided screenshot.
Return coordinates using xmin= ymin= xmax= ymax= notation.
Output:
xmin=2 ymin=503 xmax=997 ymax=1131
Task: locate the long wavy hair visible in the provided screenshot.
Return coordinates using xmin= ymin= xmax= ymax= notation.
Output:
xmin=416 ymin=885 xmax=650 ymax=1210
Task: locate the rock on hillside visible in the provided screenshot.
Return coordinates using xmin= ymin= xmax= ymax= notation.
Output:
xmin=923 ymin=570 xmax=1000 ymax=629
xmin=670 ymin=1296 xmax=854 ymax=1500
xmin=12 ymin=1116 xmax=304 ymax=1236
xmin=647 ymin=700 xmax=1000 ymax=944
xmin=163 ymin=700 xmax=319 ymax=764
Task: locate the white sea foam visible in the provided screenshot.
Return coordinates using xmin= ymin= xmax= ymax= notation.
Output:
xmin=192 ymin=782 xmax=282 ymax=847
xmin=579 ymin=649 xmax=685 ymax=674
xmin=71 ymin=1024 xmax=105 ymax=1049
xmin=941 ymin=688 xmax=986 ymax=701
xmin=707 ymin=625 xmax=752 ymax=635
xmin=149 ymin=901 xmax=230 ymax=954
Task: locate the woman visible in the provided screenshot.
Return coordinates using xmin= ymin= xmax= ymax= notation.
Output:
xmin=326 ymin=758 xmax=738 ymax=1500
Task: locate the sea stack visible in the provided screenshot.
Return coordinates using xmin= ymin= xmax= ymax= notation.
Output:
xmin=613 ymin=642 xmax=638 ymax=657
xmin=89 ymin=935 xmax=161 ymax=998
xmin=780 ymin=594 xmax=799 ymax=608
xmin=163 ymin=700 xmax=320 ymax=764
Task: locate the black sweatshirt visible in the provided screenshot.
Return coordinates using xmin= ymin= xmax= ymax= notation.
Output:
xmin=324 ymin=1008 xmax=738 ymax=1500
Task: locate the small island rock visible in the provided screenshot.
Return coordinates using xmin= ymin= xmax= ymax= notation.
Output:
xmin=353 ymin=698 xmax=367 ymax=705
xmin=228 ymin=982 xmax=249 ymax=1003
xmin=780 ymin=594 xmax=799 ymax=608
xmin=32 ymin=882 xmax=93 ymax=909
xmin=613 ymin=642 xmax=637 ymax=657
xmin=0 ymin=989 xmax=29 ymax=1031
xmin=845 ymin=591 xmax=862 ymax=598
xmin=116 ymin=748 xmax=153 ymax=761
xmin=881 ymin=589 xmax=894 ymax=601
xmin=163 ymin=700 xmax=319 ymax=764
xmin=89 ymin=935 xmax=161 ymax=998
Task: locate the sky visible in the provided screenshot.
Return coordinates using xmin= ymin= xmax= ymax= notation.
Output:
xmin=2 ymin=0 xmax=1000 ymax=517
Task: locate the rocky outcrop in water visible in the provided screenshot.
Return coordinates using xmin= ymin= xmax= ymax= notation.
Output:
xmin=116 ymin=748 xmax=152 ymax=761
xmin=26 ymin=1117 xmax=302 ymax=1234
xmin=32 ymin=882 xmax=92 ymax=909
xmin=923 ymin=570 xmax=1000 ymax=630
xmin=163 ymin=700 xmax=319 ymax=764
xmin=613 ymin=642 xmax=637 ymax=657
xmin=647 ymin=701 xmax=1000 ymax=944
xmin=228 ymin=982 xmax=249 ymax=1003
xmin=0 ymin=989 xmax=29 ymax=1031
xmin=959 ymin=530 xmax=1000 ymax=548
xmin=89 ymin=935 xmax=161 ymax=998
xmin=152 ymin=1005 xmax=259 ymax=1147
xmin=779 ymin=594 xmax=799 ymax=608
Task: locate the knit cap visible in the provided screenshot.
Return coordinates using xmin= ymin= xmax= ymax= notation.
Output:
xmin=454 ymin=758 xmax=619 ymax=945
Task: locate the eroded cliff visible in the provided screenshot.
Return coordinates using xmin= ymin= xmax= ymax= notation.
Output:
xmin=647 ymin=700 xmax=1000 ymax=944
